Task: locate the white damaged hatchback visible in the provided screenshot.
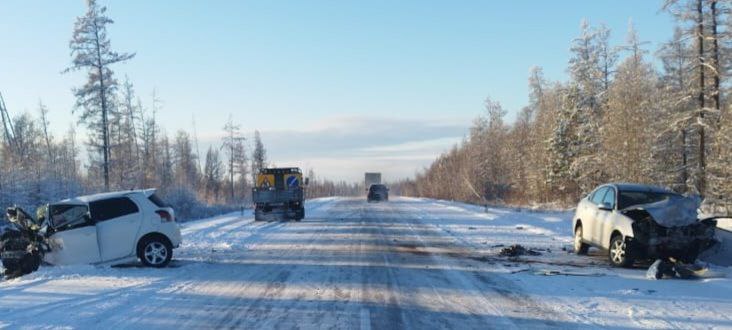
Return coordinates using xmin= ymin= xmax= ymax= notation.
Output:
xmin=43 ymin=189 xmax=182 ymax=267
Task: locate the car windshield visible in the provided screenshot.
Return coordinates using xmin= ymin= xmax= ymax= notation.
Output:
xmin=618 ymin=191 xmax=679 ymax=210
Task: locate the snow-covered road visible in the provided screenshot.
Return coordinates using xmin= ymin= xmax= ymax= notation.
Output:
xmin=1 ymin=197 xmax=731 ymax=329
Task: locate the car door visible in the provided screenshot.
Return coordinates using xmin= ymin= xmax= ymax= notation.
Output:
xmin=581 ymin=187 xmax=607 ymax=244
xmin=92 ymin=197 xmax=143 ymax=261
xmin=594 ymin=187 xmax=617 ymax=248
xmin=44 ymin=204 xmax=102 ymax=265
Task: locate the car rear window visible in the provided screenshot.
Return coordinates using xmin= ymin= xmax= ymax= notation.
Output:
xmin=148 ymin=193 xmax=169 ymax=207
xmin=370 ymin=185 xmax=387 ymax=193
xmin=90 ymin=197 xmax=139 ymax=222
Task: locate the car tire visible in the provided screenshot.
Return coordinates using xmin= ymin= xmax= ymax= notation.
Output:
xmin=138 ymin=236 xmax=173 ymax=268
xmin=574 ymin=226 xmax=589 ymax=255
xmin=609 ymin=234 xmax=634 ymax=268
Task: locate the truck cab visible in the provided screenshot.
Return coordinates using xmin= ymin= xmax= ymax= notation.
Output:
xmin=252 ymin=167 xmax=307 ymax=221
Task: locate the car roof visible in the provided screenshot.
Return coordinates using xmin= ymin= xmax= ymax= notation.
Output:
xmin=53 ymin=189 xmax=156 ymax=205
xmin=605 ymin=183 xmax=675 ymax=194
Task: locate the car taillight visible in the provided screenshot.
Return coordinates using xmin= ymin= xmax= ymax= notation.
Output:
xmin=156 ymin=210 xmax=174 ymax=222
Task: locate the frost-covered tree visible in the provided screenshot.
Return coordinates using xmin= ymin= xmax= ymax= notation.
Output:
xmin=222 ymin=115 xmax=247 ymax=202
xmin=656 ymin=27 xmax=694 ymax=191
xmin=661 ymin=0 xmax=727 ymax=196
xmin=603 ymin=24 xmax=656 ymax=183
xmin=250 ymin=130 xmax=267 ymax=183
xmin=172 ymin=130 xmax=199 ymax=189
xmin=64 ymin=0 xmax=134 ymax=191
xmin=472 ymin=97 xmax=509 ymax=200
xmin=596 ymin=24 xmax=618 ymax=94
xmin=203 ymin=146 xmax=224 ymax=203
xmin=546 ymin=85 xmax=580 ymax=200
xmin=566 ymin=20 xmax=611 ymax=195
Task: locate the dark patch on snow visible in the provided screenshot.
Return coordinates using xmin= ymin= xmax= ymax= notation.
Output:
xmin=499 ymin=244 xmax=542 ymax=257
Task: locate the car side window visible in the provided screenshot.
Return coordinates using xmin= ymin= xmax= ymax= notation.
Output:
xmin=90 ymin=197 xmax=140 ymax=223
xmin=49 ymin=204 xmax=91 ymax=232
xmin=590 ymin=187 xmax=607 ymax=205
xmin=602 ymin=188 xmax=616 ymax=209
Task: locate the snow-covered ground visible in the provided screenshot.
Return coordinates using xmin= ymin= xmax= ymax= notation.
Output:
xmin=1 ymin=197 xmax=731 ymax=329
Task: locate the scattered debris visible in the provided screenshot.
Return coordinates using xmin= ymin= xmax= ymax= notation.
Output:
xmin=534 ymin=269 xmax=605 ymax=277
xmin=646 ymin=259 xmax=707 ymax=280
xmin=499 ymin=244 xmax=542 ymax=257
xmin=509 ymin=268 xmax=531 ymax=274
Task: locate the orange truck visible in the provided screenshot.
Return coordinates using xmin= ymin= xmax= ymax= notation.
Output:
xmin=252 ymin=167 xmax=307 ymax=221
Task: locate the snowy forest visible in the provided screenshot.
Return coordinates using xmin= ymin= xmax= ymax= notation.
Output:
xmin=0 ymin=0 xmax=359 ymax=220
xmin=397 ymin=0 xmax=732 ymax=211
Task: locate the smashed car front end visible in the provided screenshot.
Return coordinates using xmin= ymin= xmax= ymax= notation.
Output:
xmin=622 ymin=196 xmax=718 ymax=262
xmin=0 ymin=207 xmax=48 ymax=278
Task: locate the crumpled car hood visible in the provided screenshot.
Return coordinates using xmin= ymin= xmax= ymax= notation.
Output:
xmin=623 ymin=195 xmax=700 ymax=227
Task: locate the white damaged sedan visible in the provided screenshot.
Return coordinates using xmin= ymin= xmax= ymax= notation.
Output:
xmin=572 ymin=183 xmax=717 ymax=267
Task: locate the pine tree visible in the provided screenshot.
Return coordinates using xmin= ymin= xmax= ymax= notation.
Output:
xmin=603 ymin=23 xmax=656 ymax=183
xmin=64 ymin=0 xmax=135 ymax=191
xmin=566 ymin=20 xmax=610 ymax=196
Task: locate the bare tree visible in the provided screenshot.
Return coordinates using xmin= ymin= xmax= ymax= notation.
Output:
xmin=250 ymin=130 xmax=267 ymax=184
xmin=222 ymin=115 xmax=246 ymax=202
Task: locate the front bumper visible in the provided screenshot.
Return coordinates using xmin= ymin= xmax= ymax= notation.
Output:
xmin=629 ymin=218 xmax=717 ymax=262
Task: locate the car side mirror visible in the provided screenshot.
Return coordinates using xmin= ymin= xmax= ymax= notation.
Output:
xmin=598 ymin=202 xmax=613 ymax=211
xmin=304 ymin=178 xmax=310 ymax=186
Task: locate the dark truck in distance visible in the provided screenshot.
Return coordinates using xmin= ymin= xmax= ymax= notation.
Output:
xmin=367 ymin=184 xmax=389 ymax=202
xmin=253 ymin=167 xmax=307 ymax=221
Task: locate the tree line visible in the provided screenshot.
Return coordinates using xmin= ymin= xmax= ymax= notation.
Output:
xmin=397 ymin=0 xmax=732 ymax=211
xmin=0 ymin=0 xmax=273 ymax=219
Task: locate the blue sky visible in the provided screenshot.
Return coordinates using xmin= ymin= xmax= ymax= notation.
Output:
xmin=0 ymin=1 xmax=674 ymax=182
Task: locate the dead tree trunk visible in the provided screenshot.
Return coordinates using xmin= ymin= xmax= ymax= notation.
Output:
xmin=697 ymin=0 xmax=706 ymax=195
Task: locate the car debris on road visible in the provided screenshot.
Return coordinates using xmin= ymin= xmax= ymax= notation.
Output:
xmin=645 ymin=258 xmax=710 ymax=280
xmin=499 ymin=244 xmax=542 ymax=257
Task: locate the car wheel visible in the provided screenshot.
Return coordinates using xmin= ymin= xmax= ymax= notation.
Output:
xmin=574 ymin=226 xmax=589 ymax=255
xmin=138 ymin=236 xmax=172 ymax=268
xmin=609 ymin=235 xmax=634 ymax=268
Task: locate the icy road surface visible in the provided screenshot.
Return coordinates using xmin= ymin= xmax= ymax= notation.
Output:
xmin=1 ymin=197 xmax=731 ymax=329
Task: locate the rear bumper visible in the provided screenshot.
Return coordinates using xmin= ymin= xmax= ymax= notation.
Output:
xmin=252 ymin=188 xmax=304 ymax=204
xmin=160 ymin=223 xmax=182 ymax=248
xmin=255 ymin=206 xmax=304 ymax=221
xmin=367 ymin=194 xmax=388 ymax=202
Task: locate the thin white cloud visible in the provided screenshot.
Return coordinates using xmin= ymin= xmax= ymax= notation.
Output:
xmin=197 ymin=115 xmax=468 ymax=182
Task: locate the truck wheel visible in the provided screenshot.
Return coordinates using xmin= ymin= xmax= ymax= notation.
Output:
xmin=574 ymin=226 xmax=589 ymax=255
xmin=138 ymin=236 xmax=172 ymax=268
xmin=609 ymin=235 xmax=634 ymax=268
